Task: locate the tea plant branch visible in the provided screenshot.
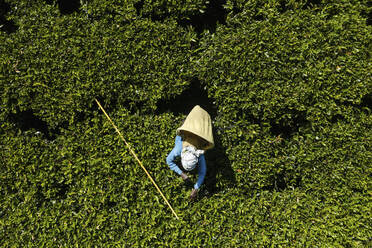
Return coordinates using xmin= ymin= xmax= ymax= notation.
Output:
xmin=95 ymin=99 xmax=180 ymax=220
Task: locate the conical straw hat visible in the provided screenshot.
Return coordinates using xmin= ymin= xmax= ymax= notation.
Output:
xmin=177 ymin=105 xmax=214 ymax=150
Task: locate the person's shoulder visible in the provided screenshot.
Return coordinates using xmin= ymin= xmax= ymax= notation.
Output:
xmin=176 ymin=135 xmax=184 ymax=143
xmin=198 ymin=153 xmax=206 ymax=162
xmin=173 ymin=135 xmax=182 ymax=146
xmin=171 ymin=136 xmax=182 ymax=155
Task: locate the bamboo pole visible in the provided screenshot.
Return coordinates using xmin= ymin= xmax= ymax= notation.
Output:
xmin=95 ymin=99 xmax=180 ymax=220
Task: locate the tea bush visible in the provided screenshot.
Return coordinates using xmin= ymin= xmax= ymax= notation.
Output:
xmin=1 ymin=0 xmax=371 ymax=247
xmin=0 ymin=0 xmax=196 ymax=130
xmin=196 ymin=0 xmax=371 ymax=190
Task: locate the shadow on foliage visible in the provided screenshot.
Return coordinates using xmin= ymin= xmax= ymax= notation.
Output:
xmin=8 ymin=109 xmax=58 ymax=140
xmin=156 ymin=79 xmax=217 ymax=118
xmin=0 ymin=0 xmax=18 ymax=34
xmin=176 ymin=131 xmax=236 ymax=198
xmin=178 ymin=0 xmax=228 ymax=34
xmin=202 ymin=131 xmax=236 ymax=196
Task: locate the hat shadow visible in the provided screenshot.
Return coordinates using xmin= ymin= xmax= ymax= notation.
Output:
xmin=202 ymin=131 xmax=236 ymax=197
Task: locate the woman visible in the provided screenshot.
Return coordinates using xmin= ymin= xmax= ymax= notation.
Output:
xmin=166 ymin=105 xmax=214 ymax=200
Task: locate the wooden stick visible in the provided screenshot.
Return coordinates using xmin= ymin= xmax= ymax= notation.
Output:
xmin=95 ymin=99 xmax=180 ymax=220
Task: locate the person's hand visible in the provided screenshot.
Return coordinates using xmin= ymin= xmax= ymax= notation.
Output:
xmin=180 ymin=172 xmax=189 ymax=181
xmin=190 ymin=188 xmax=198 ymax=201
xmin=181 ymin=173 xmax=193 ymax=188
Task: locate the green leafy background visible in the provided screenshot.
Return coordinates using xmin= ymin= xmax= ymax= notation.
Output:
xmin=1 ymin=0 xmax=371 ymax=246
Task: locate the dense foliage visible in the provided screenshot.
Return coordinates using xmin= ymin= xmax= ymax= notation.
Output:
xmin=1 ymin=0 xmax=371 ymax=246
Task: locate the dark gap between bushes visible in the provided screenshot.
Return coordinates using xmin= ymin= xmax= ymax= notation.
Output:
xmin=333 ymin=93 xmax=372 ymax=114
xmin=94 ymin=94 xmax=119 ymax=115
xmin=302 ymin=0 xmax=322 ymax=9
xmin=36 ymin=182 xmax=69 ymax=208
xmin=277 ymin=0 xmax=322 ymax=13
xmin=105 ymin=200 xmax=117 ymax=209
xmin=270 ymin=110 xmax=309 ymax=139
xmin=0 ymin=0 xmax=18 ymax=34
xmin=156 ymin=79 xmax=217 ymax=119
xmin=57 ymin=0 xmax=81 ymax=15
xmin=133 ymin=1 xmax=144 ymax=16
xmin=227 ymin=1 xmax=243 ymax=16
xmin=134 ymin=1 xmax=167 ymax=22
xmin=35 ymin=186 xmax=46 ymax=208
xmin=278 ymin=1 xmax=290 ymax=14
xmin=331 ymin=114 xmax=345 ymax=124
xmin=262 ymin=171 xmax=302 ymax=192
xmin=94 ymin=92 xmax=150 ymax=118
xmin=178 ymin=0 xmax=228 ymax=34
xmin=360 ymin=93 xmax=372 ymax=109
xmin=55 ymin=182 xmax=70 ymax=199
xmin=8 ymin=109 xmax=59 ymax=140
xmin=272 ymin=172 xmax=287 ymax=191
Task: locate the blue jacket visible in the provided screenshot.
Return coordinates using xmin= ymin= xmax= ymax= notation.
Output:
xmin=166 ymin=135 xmax=207 ymax=189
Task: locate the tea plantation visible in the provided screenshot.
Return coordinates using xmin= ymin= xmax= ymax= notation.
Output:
xmin=1 ymin=0 xmax=371 ymax=247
